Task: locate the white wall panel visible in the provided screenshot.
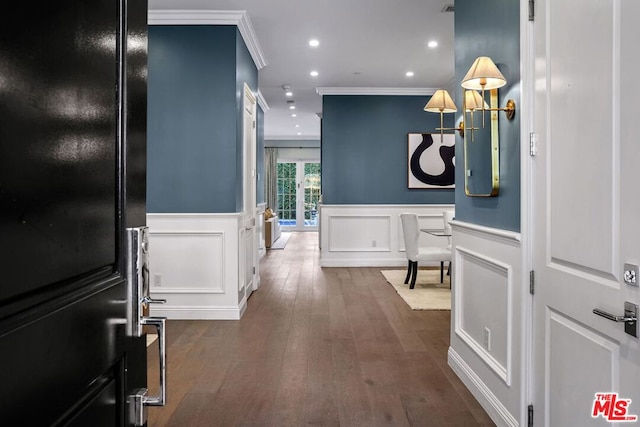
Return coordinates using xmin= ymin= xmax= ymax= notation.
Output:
xmin=151 ymin=232 xmax=225 ymax=293
xmin=455 ymin=247 xmax=512 ymax=385
xmin=448 ymin=220 xmax=523 ymax=427
xmin=147 ymin=213 xmax=248 ymax=320
xmin=320 ymin=204 xmax=454 ymax=267
xmin=328 ymin=215 xmax=391 ymax=252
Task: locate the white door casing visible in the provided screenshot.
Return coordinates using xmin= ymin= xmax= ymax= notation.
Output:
xmin=241 ymin=83 xmax=257 ymax=300
xmin=533 ymin=1 xmax=640 ymax=425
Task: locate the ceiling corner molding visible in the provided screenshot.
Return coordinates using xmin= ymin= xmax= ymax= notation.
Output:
xmin=316 ymin=87 xmax=438 ymax=96
xmin=257 ymin=90 xmax=269 ymax=111
xmin=265 ymin=134 xmax=321 ymax=141
xmin=147 ymin=9 xmax=267 ymax=70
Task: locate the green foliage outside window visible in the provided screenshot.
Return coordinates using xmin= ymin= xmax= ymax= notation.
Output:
xmin=277 ymin=162 xmax=321 ymax=223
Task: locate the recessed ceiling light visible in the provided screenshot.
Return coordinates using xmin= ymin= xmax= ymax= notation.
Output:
xmin=289 ymin=105 xmax=296 ymax=110
xmin=295 ymin=124 xmax=300 ymax=128
xmin=297 ymin=132 xmax=302 ymax=135
xmin=428 ymin=40 xmax=438 ymax=48
xmin=310 ymin=70 xmax=319 ymax=77
xmin=309 ymin=39 xmax=319 ymax=47
xmin=285 ymin=91 xmax=293 ymax=97
xmin=291 ymin=114 xmax=297 ymax=117
xmin=406 ymin=71 xmax=414 ymax=77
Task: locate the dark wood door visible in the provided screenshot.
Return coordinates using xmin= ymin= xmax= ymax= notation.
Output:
xmin=0 ymin=0 xmax=148 ymax=425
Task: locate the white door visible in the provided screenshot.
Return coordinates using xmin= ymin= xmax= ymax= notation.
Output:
xmin=533 ymin=1 xmax=640 ymax=425
xmin=241 ymin=84 xmax=257 ymax=298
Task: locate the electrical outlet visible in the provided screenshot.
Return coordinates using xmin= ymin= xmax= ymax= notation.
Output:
xmin=484 ymin=327 xmax=491 ymax=351
xmin=154 ymin=273 xmax=162 ymax=287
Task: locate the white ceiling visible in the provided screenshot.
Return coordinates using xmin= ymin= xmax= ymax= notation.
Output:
xmin=148 ymin=0 xmax=456 ymax=140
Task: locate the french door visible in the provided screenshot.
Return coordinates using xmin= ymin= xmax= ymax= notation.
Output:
xmin=277 ymin=161 xmax=321 ymax=231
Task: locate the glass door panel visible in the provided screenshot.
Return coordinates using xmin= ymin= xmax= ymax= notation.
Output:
xmin=277 ymin=162 xmax=296 ymax=227
xmin=277 ymin=161 xmax=320 ymax=230
xmin=303 ymin=162 xmax=321 ymax=228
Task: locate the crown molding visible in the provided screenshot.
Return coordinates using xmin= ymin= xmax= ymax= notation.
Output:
xmin=148 ymin=10 xmax=267 ymax=70
xmin=256 ymin=90 xmax=269 ymax=112
xmin=316 ymin=87 xmax=438 ymax=96
xmin=265 ymin=134 xmax=321 ymax=141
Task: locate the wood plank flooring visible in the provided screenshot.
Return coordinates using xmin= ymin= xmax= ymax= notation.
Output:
xmin=147 ymin=232 xmax=494 ymax=426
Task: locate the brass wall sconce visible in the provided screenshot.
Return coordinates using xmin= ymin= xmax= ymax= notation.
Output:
xmin=461 ymin=56 xmax=516 ymax=125
xmin=422 ymin=56 xmax=516 ymax=198
xmin=423 ymin=89 xmax=464 ymax=139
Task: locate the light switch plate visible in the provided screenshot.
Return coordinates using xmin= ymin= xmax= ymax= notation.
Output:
xmin=623 ymin=263 xmax=639 ymax=287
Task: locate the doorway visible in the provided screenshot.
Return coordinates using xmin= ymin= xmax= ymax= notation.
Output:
xmin=277 ymin=161 xmax=321 ymax=231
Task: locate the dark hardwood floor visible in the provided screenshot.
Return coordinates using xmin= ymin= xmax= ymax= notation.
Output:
xmin=147 ymin=232 xmax=494 ymax=426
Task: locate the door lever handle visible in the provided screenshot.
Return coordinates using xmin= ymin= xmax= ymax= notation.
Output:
xmin=592 ymin=309 xmax=636 ymax=323
xmin=141 ymin=296 xmax=166 ymax=305
xmin=593 ymin=301 xmax=638 ymax=337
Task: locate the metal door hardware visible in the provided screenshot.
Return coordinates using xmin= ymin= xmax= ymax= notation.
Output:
xmin=623 ymin=263 xmax=639 ymax=287
xmin=126 ymin=227 xmax=167 ymax=424
xmin=593 ymin=301 xmax=638 ymax=338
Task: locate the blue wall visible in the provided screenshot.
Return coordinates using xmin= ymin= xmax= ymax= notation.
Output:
xmin=321 ymin=95 xmax=455 ymax=205
xmin=454 ymin=0 xmax=520 ymax=231
xmin=147 ymin=25 xmax=258 ymax=213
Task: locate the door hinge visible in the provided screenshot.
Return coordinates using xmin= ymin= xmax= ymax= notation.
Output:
xmin=530 ymin=270 xmax=535 ymax=295
xmin=253 ymin=266 xmax=256 ymax=275
xmin=528 ymin=404 xmax=534 ymax=427
xmin=529 ymin=0 xmax=535 ymax=21
xmin=252 ymin=120 xmax=256 ymax=129
xmin=529 ymin=133 xmax=538 ymax=157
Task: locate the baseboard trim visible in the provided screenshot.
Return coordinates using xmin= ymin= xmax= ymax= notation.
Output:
xmin=150 ymin=305 xmax=245 ymax=320
xmin=448 ymin=347 xmax=518 ymax=427
xmin=320 ymin=259 xmax=409 ymax=268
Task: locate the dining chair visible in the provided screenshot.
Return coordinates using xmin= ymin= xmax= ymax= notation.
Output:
xmin=400 ymin=213 xmax=452 ymax=289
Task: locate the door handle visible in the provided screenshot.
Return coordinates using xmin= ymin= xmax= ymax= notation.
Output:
xmin=126 ymin=227 xmax=168 ymax=425
xmin=593 ymin=301 xmax=638 ymax=337
xmin=128 ymin=316 xmax=166 ymax=425
xmin=142 ymin=295 xmax=167 ymax=305
xmin=140 ymin=317 xmax=166 ymax=406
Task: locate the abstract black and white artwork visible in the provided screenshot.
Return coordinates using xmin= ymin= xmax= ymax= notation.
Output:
xmin=407 ymin=133 xmax=455 ymax=189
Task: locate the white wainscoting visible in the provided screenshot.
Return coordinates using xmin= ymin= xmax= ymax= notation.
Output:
xmin=448 ymin=220 xmax=524 ymax=427
xmin=319 ymin=204 xmax=454 ymax=267
xmin=257 ymin=202 xmax=266 ymax=259
xmin=146 ymin=213 xmax=248 ymax=320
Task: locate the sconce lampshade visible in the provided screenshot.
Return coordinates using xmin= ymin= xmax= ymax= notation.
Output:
xmin=461 ymin=56 xmax=507 ymax=90
xmin=424 ymin=89 xmax=457 ymax=113
xmin=464 ymin=90 xmax=489 ymax=110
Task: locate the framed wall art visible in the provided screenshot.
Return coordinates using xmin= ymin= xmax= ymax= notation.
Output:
xmin=407 ymin=133 xmax=455 ymax=189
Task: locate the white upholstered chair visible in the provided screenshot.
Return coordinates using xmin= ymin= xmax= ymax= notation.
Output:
xmin=400 ymin=213 xmax=452 ymax=289
xmin=443 ymin=210 xmax=454 ymax=249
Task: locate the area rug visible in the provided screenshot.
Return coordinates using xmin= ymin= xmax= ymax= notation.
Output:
xmin=268 ymin=232 xmax=291 ymax=250
xmin=380 ymin=269 xmax=451 ymax=310
xmin=147 ymin=334 xmax=158 ymax=347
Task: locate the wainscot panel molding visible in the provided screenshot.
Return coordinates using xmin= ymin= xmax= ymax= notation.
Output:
xmin=257 ymin=203 xmax=267 ymax=259
xmin=448 ymin=348 xmax=519 ymax=427
xmin=147 ymin=213 xmax=252 ymax=320
xmin=319 ymin=204 xmax=454 ymax=267
xmin=449 ymin=220 xmax=523 ymax=427
xmin=454 ymin=246 xmax=512 ymax=385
